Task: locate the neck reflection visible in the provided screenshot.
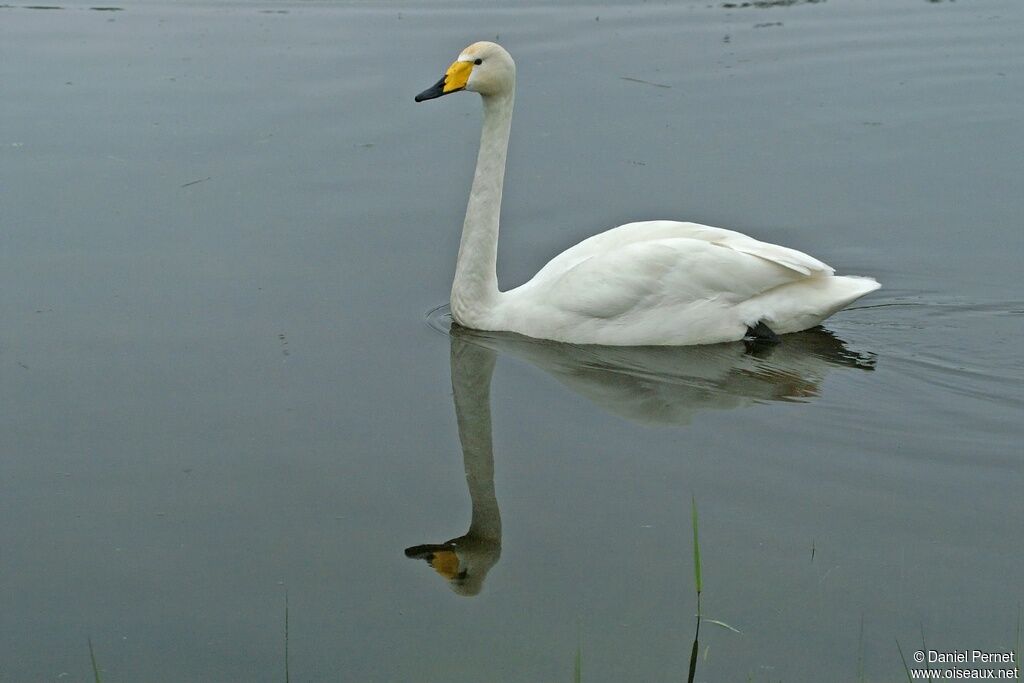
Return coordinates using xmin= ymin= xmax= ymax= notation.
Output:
xmin=405 ymin=335 xmax=502 ymax=597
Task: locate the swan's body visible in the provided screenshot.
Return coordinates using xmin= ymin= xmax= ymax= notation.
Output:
xmin=416 ymin=42 xmax=879 ymax=346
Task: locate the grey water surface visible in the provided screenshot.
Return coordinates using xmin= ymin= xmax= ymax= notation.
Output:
xmin=2 ymin=0 xmax=1022 ymax=681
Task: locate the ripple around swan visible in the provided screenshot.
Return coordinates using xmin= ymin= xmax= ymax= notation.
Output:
xmin=848 ymin=296 xmax=1024 ymax=408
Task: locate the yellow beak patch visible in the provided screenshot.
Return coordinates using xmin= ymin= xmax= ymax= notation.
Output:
xmin=443 ymin=61 xmax=473 ymax=94
xmin=428 ymin=550 xmax=461 ymax=580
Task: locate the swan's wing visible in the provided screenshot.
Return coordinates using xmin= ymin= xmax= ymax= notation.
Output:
xmin=532 ymin=220 xmax=834 ymax=286
xmin=538 ymin=236 xmax=810 ymax=321
xmin=705 ymin=230 xmax=834 ymax=277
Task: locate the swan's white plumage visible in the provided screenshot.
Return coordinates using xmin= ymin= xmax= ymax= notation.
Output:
xmin=417 ymin=42 xmax=879 ymax=346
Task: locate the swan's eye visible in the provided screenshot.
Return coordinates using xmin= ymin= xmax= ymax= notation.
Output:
xmin=474 ymin=58 xmax=482 ymax=65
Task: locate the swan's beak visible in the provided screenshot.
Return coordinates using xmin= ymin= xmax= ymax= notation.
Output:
xmin=405 ymin=545 xmax=465 ymax=580
xmin=426 ymin=549 xmax=461 ymax=580
xmin=415 ymin=60 xmax=473 ymax=102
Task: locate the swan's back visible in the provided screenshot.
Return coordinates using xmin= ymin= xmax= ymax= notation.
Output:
xmin=530 ymin=221 xmax=833 ymax=285
xmin=495 ymin=220 xmax=878 ymax=346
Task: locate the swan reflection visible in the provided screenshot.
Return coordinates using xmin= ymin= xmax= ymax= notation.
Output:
xmin=447 ymin=322 xmax=874 ymax=425
xmin=406 ymin=323 xmax=874 ymax=594
xmin=405 ymin=337 xmax=501 ymax=596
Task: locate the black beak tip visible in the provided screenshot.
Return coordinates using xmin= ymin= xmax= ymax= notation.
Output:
xmin=415 ymin=76 xmax=448 ymax=103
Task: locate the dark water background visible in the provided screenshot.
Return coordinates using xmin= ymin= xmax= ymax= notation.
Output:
xmin=2 ymin=0 xmax=1022 ymax=680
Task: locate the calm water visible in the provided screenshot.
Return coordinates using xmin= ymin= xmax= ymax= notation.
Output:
xmin=2 ymin=0 xmax=1022 ymax=681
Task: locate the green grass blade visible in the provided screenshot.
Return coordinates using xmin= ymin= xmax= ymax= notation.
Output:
xmin=573 ymin=618 xmax=582 ymax=683
xmin=285 ymin=591 xmax=290 ymax=683
xmin=703 ymin=618 xmax=741 ymax=634
xmin=88 ymin=638 xmax=102 ymax=683
xmin=857 ymin=614 xmax=865 ymax=682
xmin=896 ymin=639 xmax=913 ymax=683
xmin=686 ymin=631 xmax=699 ymax=683
xmin=691 ymin=495 xmax=702 ymax=610
xmin=919 ymin=625 xmax=936 ymax=681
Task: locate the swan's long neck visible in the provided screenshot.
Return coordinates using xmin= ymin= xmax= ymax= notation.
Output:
xmin=451 ymin=90 xmax=514 ymax=327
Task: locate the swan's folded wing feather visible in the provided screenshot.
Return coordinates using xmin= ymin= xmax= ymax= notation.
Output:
xmin=532 ymin=221 xmax=833 ymax=285
xmin=542 ymin=237 xmax=809 ymax=320
xmin=706 ymin=234 xmax=834 ymax=277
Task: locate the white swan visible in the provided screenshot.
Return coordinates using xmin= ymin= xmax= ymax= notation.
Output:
xmin=415 ymin=42 xmax=879 ymax=346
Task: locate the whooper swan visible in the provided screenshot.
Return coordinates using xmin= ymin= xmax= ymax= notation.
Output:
xmin=415 ymin=42 xmax=880 ymax=346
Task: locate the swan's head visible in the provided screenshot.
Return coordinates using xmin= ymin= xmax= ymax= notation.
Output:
xmin=405 ymin=541 xmax=501 ymax=597
xmin=415 ymin=41 xmax=515 ymax=102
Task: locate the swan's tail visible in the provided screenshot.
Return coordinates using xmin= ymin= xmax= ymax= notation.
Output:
xmin=740 ymin=275 xmax=880 ymax=334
